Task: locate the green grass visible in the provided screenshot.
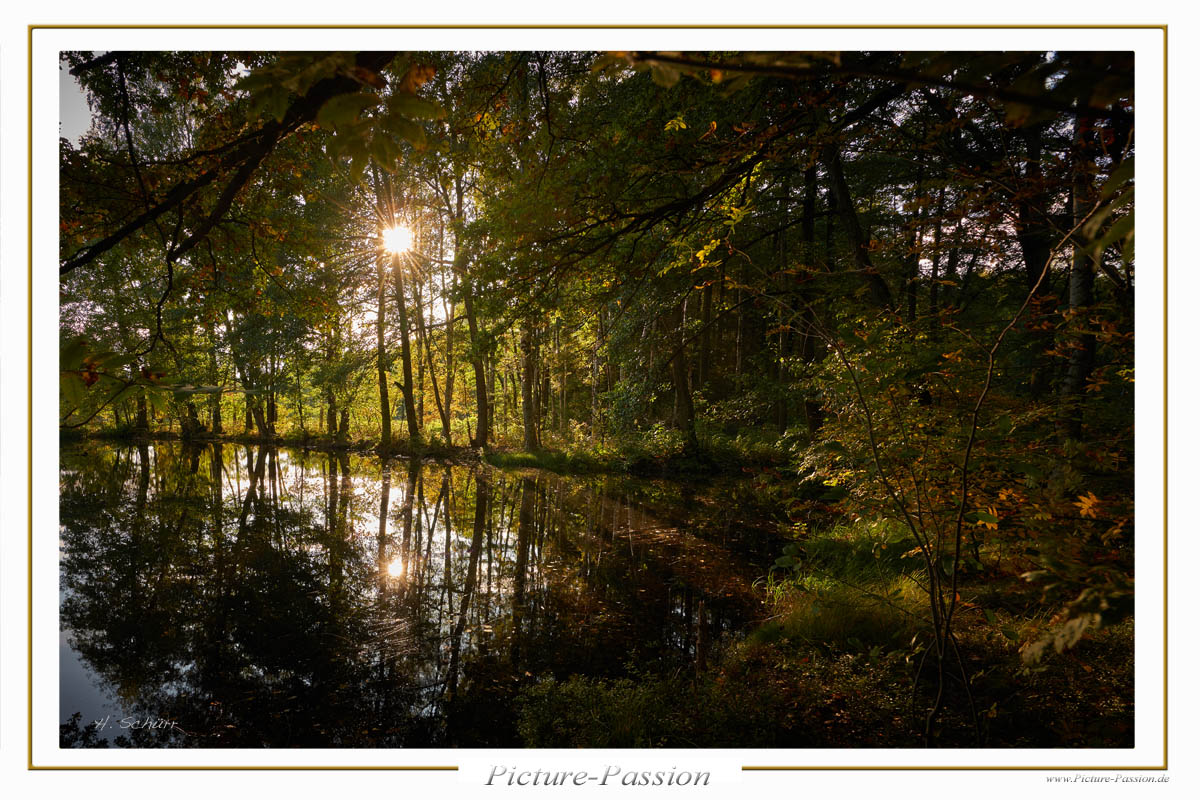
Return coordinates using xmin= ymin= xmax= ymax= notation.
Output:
xmin=750 ymin=582 xmax=924 ymax=655
xmin=483 ymin=447 xmax=607 ymax=474
xmin=753 ymin=517 xmax=929 ymax=651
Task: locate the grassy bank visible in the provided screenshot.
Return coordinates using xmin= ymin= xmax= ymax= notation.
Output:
xmin=484 ymin=425 xmax=789 ymax=477
xmin=61 ymin=427 xmax=486 ymax=463
xmin=64 ymin=422 xmax=790 ymax=477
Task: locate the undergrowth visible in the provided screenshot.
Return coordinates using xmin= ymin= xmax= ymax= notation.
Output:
xmin=516 ymin=515 xmax=1134 ymax=748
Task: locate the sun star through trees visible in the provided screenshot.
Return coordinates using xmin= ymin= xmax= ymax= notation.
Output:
xmin=382 ymin=224 xmax=414 ymax=256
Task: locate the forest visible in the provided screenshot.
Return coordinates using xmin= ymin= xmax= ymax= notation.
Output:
xmin=59 ymin=50 xmax=1134 ymax=748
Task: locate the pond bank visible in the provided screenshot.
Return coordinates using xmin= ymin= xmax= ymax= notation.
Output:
xmin=61 ymin=428 xmax=789 ymax=478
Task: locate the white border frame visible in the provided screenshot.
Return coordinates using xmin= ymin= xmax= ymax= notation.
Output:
xmin=28 ymin=24 xmax=1166 ymax=775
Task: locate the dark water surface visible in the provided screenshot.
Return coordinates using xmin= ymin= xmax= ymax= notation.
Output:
xmin=59 ymin=442 xmax=784 ymax=747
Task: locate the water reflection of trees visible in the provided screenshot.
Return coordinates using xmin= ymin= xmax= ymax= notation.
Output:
xmin=60 ymin=443 xmax=772 ymax=747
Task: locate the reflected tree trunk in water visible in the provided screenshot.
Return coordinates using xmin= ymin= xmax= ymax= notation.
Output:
xmin=376 ymin=462 xmax=391 ymax=595
xmin=399 ymin=459 xmax=417 ymax=595
xmin=210 ymin=444 xmax=228 ymax=610
xmin=136 ymin=442 xmax=150 ymax=513
xmin=236 ymin=445 xmax=266 ymax=539
xmin=211 ymin=444 xmax=224 ymax=540
xmin=186 ymin=442 xmax=201 ymax=475
xmin=511 ymin=475 xmax=535 ymax=669
xmin=331 ymin=452 xmax=352 ymax=599
xmin=419 ymin=470 xmax=434 ymax=599
xmin=439 ymin=471 xmax=453 ymax=629
xmin=446 ymin=472 xmax=488 ymax=699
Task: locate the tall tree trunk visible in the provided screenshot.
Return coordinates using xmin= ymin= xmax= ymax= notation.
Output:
xmin=734 ymin=285 xmax=745 ymax=377
xmin=521 ymin=324 xmax=539 ymax=451
xmin=666 ymin=299 xmax=699 ymax=453
xmin=698 ymin=282 xmax=713 ymax=390
xmin=414 ymin=277 xmax=452 ymax=446
xmin=487 ymin=356 xmax=497 ymax=444
xmin=540 ymin=353 xmax=550 ymax=443
xmin=824 ymin=141 xmax=894 ymax=308
xmin=252 ymin=402 xmax=269 ymax=439
xmin=558 ymin=326 xmax=568 ymax=436
xmin=326 ymin=390 xmax=337 ymax=439
xmin=206 ymin=323 xmax=223 ymax=435
xmin=450 ymin=179 xmax=490 ymax=449
xmin=135 ymin=393 xmax=149 ymax=434
xmin=904 ymin=157 xmax=928 ymax=323
xmin=1016 ymin=124 xmax=1054 ymax=293
xmin=1060 ymin=117 xmax=1099 ymax=439
xmin=799 ymin=163 xmax=825 ymax=436
xmin=928 ymin=185 xmax=947 ymax=317
xmin=775 ymin=314 xmax=790 ymax=435
xmin=267 ymin=351 xmax=277 ymax=436
xmin=1014 ymin=125 xmax=1057 ymax=399
xmin=376 ymin=254 xmax=392 ymax=453
xmin=391 ymin=257 xmax=420 ymax=440
xmin=591 ymin=307 xmax=603 ymax=441
xmin=182 ymin=401 xmax=202 ymax=439
xmin=443 ymin=271 xmax=457 ymax=441
xmin=464 ymin=284 xmax=490 ymax=449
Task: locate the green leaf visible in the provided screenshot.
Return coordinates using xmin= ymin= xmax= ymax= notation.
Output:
xmin=1092 ymin=211 xmax=1134 ymax=255
xmin=1100 ymin=157 xmax=1134 ymax=200
xmin=824 ymin=440 xmax=849 ymax=456
xmin=650 ymin=62 xmax=681 ymax=88
xmin=1013 ymin=461 xmax=1044 ymax=480
xmin=97 ymin=352 xmax=135 ymax=371
xmin=391 ymin=117 xmax=427 ymax=148
xmin=1081 ymin=189 xmax=1133 ymax=239
xmin=316 ymin=92 xmax=381 ymax=128
xmin=349 ymin=154 xmax=368 ymax=184
xmin=265 ymin=91 xmax=291 ymax=123
xmin=389 ymin=93 xmax=445 ymax=120
xmin=235 ymin=69 xmax=284 ymax=96
xmin=61 ymin=336 xmax=89 ymax=369
xmin=146 ymin=388 xmax=169 ymax=415
xmin=370 ymin=133 xmax=402 ymax=170
xmin=61 ymin=372 xmax=86 ymax=407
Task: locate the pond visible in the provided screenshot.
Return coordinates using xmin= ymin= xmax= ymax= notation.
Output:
xmin=59 ymin=442 xmax=787 ymax=747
